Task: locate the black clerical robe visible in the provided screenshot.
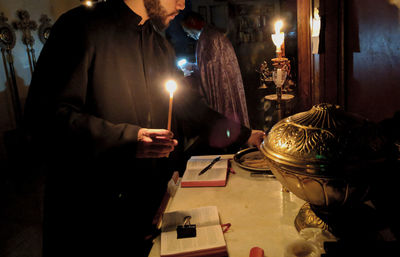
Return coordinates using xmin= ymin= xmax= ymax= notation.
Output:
xmin=24 ymin=1 xmax=250 ymax=256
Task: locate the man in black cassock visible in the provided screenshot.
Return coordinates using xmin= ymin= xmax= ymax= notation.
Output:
xmin=24 ymin=0 xmax=264 ymax=256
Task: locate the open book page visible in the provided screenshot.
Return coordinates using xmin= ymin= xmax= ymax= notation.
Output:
xmin=181 ymin=155 xmax=230 ymax=187
xmin=161 ymin=206 xmax=227 ymax=257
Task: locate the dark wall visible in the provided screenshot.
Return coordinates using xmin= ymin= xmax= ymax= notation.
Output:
xmin=345 ymin=0 xmax=400 ymax=122
xmin=166 ymin=0 xmax=196 ymax=61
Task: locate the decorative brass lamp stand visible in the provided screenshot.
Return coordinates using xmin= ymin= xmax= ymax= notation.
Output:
xmin=295 ymin=202 xmax=330 ymax=232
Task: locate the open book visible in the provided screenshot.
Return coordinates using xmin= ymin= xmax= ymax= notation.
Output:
xmin=160 ymin=206 xmax=227 ymax=257
xmin=181 ymin=155 xmax=231 ymax=187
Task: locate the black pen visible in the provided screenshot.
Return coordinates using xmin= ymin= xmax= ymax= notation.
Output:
xmin=198 ymin=156 xmax=221 ymax=176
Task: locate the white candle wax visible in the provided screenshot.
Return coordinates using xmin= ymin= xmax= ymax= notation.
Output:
xmin=277 ymin=68 xmax=282 ymax=86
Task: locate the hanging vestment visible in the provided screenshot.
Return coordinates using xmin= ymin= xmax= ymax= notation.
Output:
xmin=196 ymin=25 xmax=250 ymax=127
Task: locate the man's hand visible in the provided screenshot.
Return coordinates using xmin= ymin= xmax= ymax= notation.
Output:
xmin=247 ymin=130 xmax=266 ymax=150
xmin=136 ymin=128 xmax=178 ymax=158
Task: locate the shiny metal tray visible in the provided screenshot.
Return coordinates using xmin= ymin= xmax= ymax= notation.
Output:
xmin=233 ymin=147 xmax=272 ymax=174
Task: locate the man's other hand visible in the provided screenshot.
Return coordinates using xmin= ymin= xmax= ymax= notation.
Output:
xmin=247 ymin=130 xmax=266 ymax=150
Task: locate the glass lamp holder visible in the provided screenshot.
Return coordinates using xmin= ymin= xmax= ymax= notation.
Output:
xmin=271 ymin=56 xmax=290 ymax=121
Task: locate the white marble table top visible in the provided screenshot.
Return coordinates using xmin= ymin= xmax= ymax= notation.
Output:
xmin=149 ymin=157 xmax=305 ymax=257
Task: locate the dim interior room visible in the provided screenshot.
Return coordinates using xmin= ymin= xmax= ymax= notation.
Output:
xmin=1 ymin=0 xmax=400 ymax=257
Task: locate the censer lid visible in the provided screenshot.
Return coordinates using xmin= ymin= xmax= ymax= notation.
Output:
xmin=260 ymin=103 xmax=387 ymax=176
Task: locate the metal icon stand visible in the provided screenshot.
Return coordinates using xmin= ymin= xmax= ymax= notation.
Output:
xmin=12 ymin=9 xmax=37 ymax=75
xmin=1 ymin=12 xmax=22 ymax=128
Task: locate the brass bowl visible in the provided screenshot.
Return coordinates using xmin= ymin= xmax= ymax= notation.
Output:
xmin=260 ymin=103 xmax=387 ymax=209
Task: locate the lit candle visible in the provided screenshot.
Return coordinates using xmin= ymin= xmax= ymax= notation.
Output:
xmin=271 ymin=20 xmax=285 ymax=57
xmin=165 ymin=79 xmax=177 ymax=131
xmin=83 ymin=0 xmax=93 ymax=7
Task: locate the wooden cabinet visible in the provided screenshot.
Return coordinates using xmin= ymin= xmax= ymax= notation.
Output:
xmin=297 ymin=0 xmax=400 ymax=121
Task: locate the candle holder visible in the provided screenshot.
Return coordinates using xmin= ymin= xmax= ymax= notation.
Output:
xmin=272 ymin=67 xmax=286 ymax=120
xmin=258 ymin=56 xmax=294 ymax=133
xmin=270 ymin=19 xmax=292 ymax=115
xmin=271 ymin=56 xmax=290 ymax=69
xmin=270 ymin=57 xmax=292 ymax=121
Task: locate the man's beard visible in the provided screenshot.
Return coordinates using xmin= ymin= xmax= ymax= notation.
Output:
xmin=144 ymin=0 xmax=171 ymax=31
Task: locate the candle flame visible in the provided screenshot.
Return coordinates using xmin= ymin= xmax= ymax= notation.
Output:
xmin=272 ymin=20 xmax=285 ymax=53
xmin=84 ymin=1 xmax=93 ymax=7
xmin=274 ymin=20 xmax=283 ymax=34
xmin=166 ymin=80 xmax=177 ymax=95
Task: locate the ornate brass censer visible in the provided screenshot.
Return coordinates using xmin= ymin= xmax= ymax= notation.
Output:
xmin=260 ymin=103 xmax=388 ymax=235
